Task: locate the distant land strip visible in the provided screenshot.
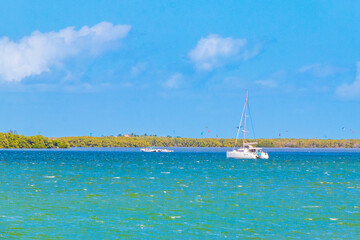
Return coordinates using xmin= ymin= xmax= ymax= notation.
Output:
xmin=0 ymin=133 xmax=359 ymax=149
xmin=58 ymin=135 xmax=360 ymax=148
xmin=0 ymin=133 xmax=69 ymax=149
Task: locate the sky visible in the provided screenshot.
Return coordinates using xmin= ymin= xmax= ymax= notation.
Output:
xmin=0 ymin=0 xmax=359 ymax=139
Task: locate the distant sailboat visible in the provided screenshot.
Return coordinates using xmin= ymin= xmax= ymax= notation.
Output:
xmin=226 ymin=90 xmax=269 ymax=159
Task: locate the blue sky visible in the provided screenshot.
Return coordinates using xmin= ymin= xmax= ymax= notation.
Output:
xmin=0 ymin=0 xmax=359 ymax=139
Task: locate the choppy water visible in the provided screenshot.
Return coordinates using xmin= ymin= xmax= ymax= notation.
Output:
xmin=0 ymin=148 xmax=360 ymax=239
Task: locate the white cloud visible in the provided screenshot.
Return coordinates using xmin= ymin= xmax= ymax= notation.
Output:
xmin=298 ymin=64 xmax=346 ymax=78
xmin=188 ymin=34 xmax=260 ymax=71
xmin=336 ymin=62 xmax=360 ymax=99
xmin=0 ymin=22 xmax=131 ymax=82
xmin=255 ymin=70 xmax=286 ymax=88
xmin=131 ymin=62 xmax=147 ymax=77
xmin=164 ymin=73 xmax=183 ymax=89
xmin=256 ymin=80 xmax=277 ymax=88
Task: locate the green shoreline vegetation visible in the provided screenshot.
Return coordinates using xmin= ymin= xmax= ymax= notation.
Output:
xmin=0 ymin=132 xmax=69 ymax=149
xmin=58 ymin=135 xmax=360 ymax=148
xmin=0 ymin=132 xmax=359 ymax=149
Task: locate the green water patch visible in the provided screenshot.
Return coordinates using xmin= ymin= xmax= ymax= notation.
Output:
xmin=1 ymin=150 xmax=360 ymax=239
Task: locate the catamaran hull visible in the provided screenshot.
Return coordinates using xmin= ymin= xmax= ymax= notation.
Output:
xmin=226 ymin=150 xmax=269 ymax=159
xmin=226 ymin=151 xmax=257 ymax=159
xmin=259 ymin=152 xmax=269 ymax=159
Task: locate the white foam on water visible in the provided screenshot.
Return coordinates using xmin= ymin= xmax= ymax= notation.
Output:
xmin=329 ymin=218 xmax=338 ymax=221
xmin=44 ymin=176 xmax=55 ymax=178
xmin=113 ymin=177 xmax=121 ymax=179
xmin=161 ymin=172 xmax=170 ymax=174
xmin=171 ymin=216 xmax=181 ymax=219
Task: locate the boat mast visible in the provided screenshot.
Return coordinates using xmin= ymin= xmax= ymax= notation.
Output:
xmin=242 ymin=90 xmax=248 ymax=148
xmin=233 ymin=90 xmax=247 ymax=150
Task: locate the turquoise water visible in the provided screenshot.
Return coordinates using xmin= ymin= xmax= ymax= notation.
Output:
xmin=0 ymin=148 xmax=360 ymax=239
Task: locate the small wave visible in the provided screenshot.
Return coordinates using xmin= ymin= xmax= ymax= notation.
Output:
xmin=44 ymin=176 xmax=55 ymax=178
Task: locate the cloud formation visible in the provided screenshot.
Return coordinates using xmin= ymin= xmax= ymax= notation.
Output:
xmin=0 ymin=22 xmax=131 ymax=82
xmin=188 ymin=34 xmax=260 ymax=71
xmin=163 ymin=73 xmax=183 ymax=89
xmin=336 ymin=62 xmax=360 ymax=99
xmin=255 ymin=70 xmax=286 ymax=88
xmin=298 ymin=63 xmax=346 ymax=78
xmin=256 ymin=80 xmax=277 ymax=88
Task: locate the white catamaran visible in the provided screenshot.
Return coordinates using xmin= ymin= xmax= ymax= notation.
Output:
xmin=226 ymin=91 xmax=269 ymax=159
xmin=140 ymin=147 xmax=174 ymax=153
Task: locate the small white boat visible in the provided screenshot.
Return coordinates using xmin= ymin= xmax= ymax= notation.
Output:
xmin=140 ymin=147 xmax=174 ymax=153
xmin=226 ymin=90 xmax=269 ymax=159
xmin=226 ymin=142 xmax=269 ymax=159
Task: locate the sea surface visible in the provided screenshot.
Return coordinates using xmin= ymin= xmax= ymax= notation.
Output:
xmin=0 ymin=148 xmax=360 ymax=239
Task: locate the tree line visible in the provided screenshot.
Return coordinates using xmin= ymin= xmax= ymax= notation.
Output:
xmin=0 ymin=133 xmax=70 ymax=149
xmin=56 ymin=136 xmax=360 ymax=148
xmin=0 ymin=133 xmax=359 ymax=149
